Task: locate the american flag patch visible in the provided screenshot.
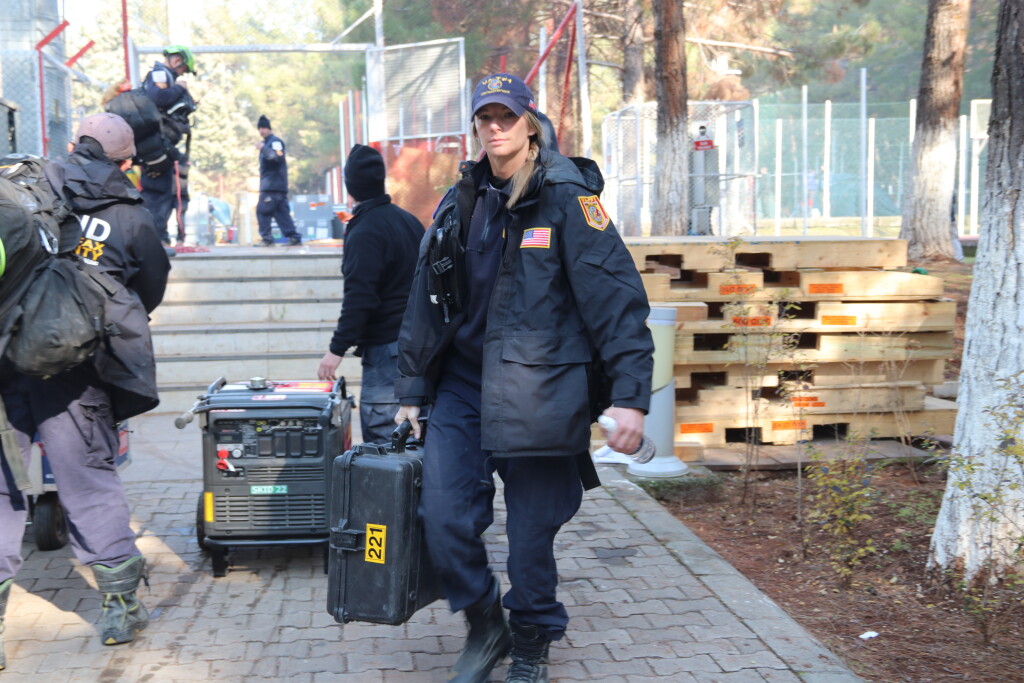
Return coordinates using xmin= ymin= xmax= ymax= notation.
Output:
xmin=521 ymin=227 xmax=552 ymax=249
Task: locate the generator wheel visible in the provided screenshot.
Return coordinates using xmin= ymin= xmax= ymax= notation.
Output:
xmin=195 ymin=494 xmax=208 ymax=551
xmin=33 ymin=492 xmax=69 ymax=551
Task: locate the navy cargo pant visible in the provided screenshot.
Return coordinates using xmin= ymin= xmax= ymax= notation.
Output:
xmin=256 ymin=191 xmax=300 ymax=243
xmin=141 ymin=168 xmax=177 ymax=243
xmin=420 ymin=374 xmax=583 ymax=640
xmin=0 ymin=367 xmax=140 ymax=583
xmin=357 ymin=342 xmax=401 ymax=444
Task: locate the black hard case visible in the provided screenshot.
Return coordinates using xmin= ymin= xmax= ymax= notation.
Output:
xmin=327 ymin=424 xmax=441 ymax=625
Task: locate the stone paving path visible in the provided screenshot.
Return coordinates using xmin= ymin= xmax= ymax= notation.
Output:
xmin=3 ymin=414 xmax=861 ymax=682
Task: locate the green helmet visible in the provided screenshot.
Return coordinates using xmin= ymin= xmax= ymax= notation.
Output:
xmin=163 ymin=45 xmax=196 ymax=74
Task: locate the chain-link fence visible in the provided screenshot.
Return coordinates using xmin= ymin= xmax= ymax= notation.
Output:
xmin=602 ymin=97 xmax=991 ymax=238
xmin=755 ymin=99 xmax=989 ymax=236
xmin=602 ymin=101 xmax=757 ymax=237
xmin=0 ymin=0 xmax=110 ymax=160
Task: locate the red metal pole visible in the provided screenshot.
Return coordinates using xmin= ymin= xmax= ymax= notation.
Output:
xmin=558 ymin=25 xmax=576 ymax=142
xmin=35 ymin=20 xmax=69 ymax=157
xmin=37 ymin=50 xmax=47 ymax=156
xmin=35 ymin=21 xmax=69 ymax=50
xmin=499 ymin=54 xmax=507 ymax=72
xmin=122 ymin=0 xmax=131 ymax=85
xmin=355 ymin=90 xmax=362 ymax=144
xmin=523 ymin=4 xmax=576 ymax=86
xmin=65 ymin=40 xmax=95 ymax=69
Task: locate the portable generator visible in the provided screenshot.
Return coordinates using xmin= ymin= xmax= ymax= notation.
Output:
xmin=182 ymin=377 xmax=353 ymax=577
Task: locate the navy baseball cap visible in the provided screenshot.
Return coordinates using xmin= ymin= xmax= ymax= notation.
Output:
xmin=471 ymin=73 xmax=537 ymax=117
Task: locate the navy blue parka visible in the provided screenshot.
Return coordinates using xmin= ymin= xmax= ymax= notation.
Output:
xmin=259 ymin=134 xmax=289 ymax=193
xmin=395 ymin=149 xmax=653 ymax=460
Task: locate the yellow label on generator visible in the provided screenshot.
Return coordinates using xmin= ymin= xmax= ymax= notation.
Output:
xmin=365 ymin=523 xmax=386 ymax=564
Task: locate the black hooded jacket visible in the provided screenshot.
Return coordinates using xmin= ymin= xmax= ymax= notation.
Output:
xmin=259 ymin=134 xmax=289 ymax=194
xmin=396 ymin=149 xmax=653 ymax=459
xmin=49 ymin=137 xmax=170 ymax=313
xmin=329 ymin=194 xmax=423 ymax=356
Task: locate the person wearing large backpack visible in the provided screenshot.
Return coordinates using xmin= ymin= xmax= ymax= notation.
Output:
xmin=0 ymin=113 xmax=170 ymax=669
xmin=138 ymin=44 xmax=196 ymax=245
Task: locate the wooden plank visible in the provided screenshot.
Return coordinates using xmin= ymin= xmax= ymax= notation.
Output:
xmin=626 ymin=236 xmax=908 ymax=272
xmin=642 ymin=269 xmax=944 ymax=303
xmin=674 ymin=359 xmax=946 ymax=389
xmin=676 ymin=384 xmax=927 ymax=418
xmin=673 ymin=396 xmax=956 ymax=447
xmin=677 ymin=299 xmax=956 ymax=333
xmin=674 ymin=331 xmax=954 ymax=365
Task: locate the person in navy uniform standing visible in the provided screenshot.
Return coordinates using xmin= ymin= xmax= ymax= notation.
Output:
xmin=254 ymin=115 xmax=302 ymax=247
xmin=0 ymin=113 xmax=170 ymax=670
xmin=140 ymin=44 xmax=196 ymax=245
xmin=317 ymin=144 xmax=423 ymax=442
xmin=394 ymin=74 xmax=654 ymax=682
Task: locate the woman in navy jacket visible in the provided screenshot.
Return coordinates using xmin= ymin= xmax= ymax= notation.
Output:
xmin=395 ymin=74 xmax=653 ymax=683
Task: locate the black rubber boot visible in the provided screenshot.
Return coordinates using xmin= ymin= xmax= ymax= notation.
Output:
xmin=505 ymin=623 xmax=551 ymax=683
xmin=92 ymin=556 xmax=149 ymax=645
xmin=0 ymin=578 xmax=11 ymax=670
xmin=449 ymin=578 xmax=512 ymax=683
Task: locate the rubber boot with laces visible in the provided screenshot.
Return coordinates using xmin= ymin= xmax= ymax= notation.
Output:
xmin=505 ymin=623 xmax=551 ymax=683
xmin=0 ymin=578 xmax=12 ymax=670
xmin=92 ymin=556 xmax=149 ymax=645
xmin=449 ymin=578 xmax=512 ymax=683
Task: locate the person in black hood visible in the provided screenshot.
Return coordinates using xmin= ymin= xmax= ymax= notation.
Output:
xmin=53 ymin=115 xmax=171 ymax=312
xmin=316 ymin=144 xmax=423 ymax=442
xmin=394 ymin=75 xmax=653 ymax=683
xmin=0 ymin=114 xmax=169 ymax=668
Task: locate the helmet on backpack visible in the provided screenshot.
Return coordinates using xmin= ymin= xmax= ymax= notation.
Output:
xmin=163 ymin=45 xmax=196 ymax=75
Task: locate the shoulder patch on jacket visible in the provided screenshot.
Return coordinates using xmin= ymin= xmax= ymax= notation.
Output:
xmin=271 ymin=140 xmax=283 ymax=152
xmin=578 ymin=195 xmax=609 ymax=231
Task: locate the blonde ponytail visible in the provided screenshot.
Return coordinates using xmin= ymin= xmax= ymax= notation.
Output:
xmin=505 ymin=111 xmax=545 ymax=208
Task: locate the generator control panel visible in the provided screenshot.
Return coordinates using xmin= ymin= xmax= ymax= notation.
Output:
xmin=212 ymin=418 xmax=323 ymax=459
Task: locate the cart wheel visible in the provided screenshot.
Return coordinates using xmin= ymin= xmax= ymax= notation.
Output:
xmin=32 ymin=492 xmax=69 ymax=551
xmin=195 ymin=494 xmax=208 ymax=551
xmin=210 ymin=547 xmax=229 ymax=578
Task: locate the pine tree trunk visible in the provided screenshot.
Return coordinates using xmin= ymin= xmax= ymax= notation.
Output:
xmin=928 ymin=0 xmax=1024 ymax=580
xmin=622 ymin=0 xmax=644 ymax=106
xmin=651 ymin=0 xmax=688 ymax=236
xmin=900 ymin=0 xmax=971 ymax=262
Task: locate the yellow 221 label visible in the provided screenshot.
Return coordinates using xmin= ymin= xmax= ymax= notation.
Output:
xmin=365 ymin=523 xmax=386 ymax=564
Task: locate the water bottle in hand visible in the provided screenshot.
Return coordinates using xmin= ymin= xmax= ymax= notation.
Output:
xmin=598 ymin=415 xmax=657 ymax=464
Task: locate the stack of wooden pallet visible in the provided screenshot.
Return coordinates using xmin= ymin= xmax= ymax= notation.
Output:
xmin=626 ymin=236 xmax=957 ymax=458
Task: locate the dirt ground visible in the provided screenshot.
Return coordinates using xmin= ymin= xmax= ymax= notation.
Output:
xmin=652 ymin=258 xmax=1024 ymax=681
xmin=659 ymin=465 xmax=1024 ymax=682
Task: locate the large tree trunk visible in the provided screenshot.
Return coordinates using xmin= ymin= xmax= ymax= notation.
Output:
xmin=651 ymin=0 xmax=688 ymax=236
xmin=621 ymin=0 xmax=644 ymax=106
xmin=928 ymin=0 xmax=1024 ymax=581
xmin=900 ymin=0 xmax=971 ymax=262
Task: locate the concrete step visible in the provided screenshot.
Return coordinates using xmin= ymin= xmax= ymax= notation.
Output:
xmin=163 ymin=277 xmax=342 ymax=303
xmin=155 ymin=352 xmax=362 ymax=387
xmin=168 ymin=247 xmax=343 ymax=279
xmin=152 ymin=322 xmax=336 ymax=356
xmin=150 ymin=299 xmax=339 ymax=325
